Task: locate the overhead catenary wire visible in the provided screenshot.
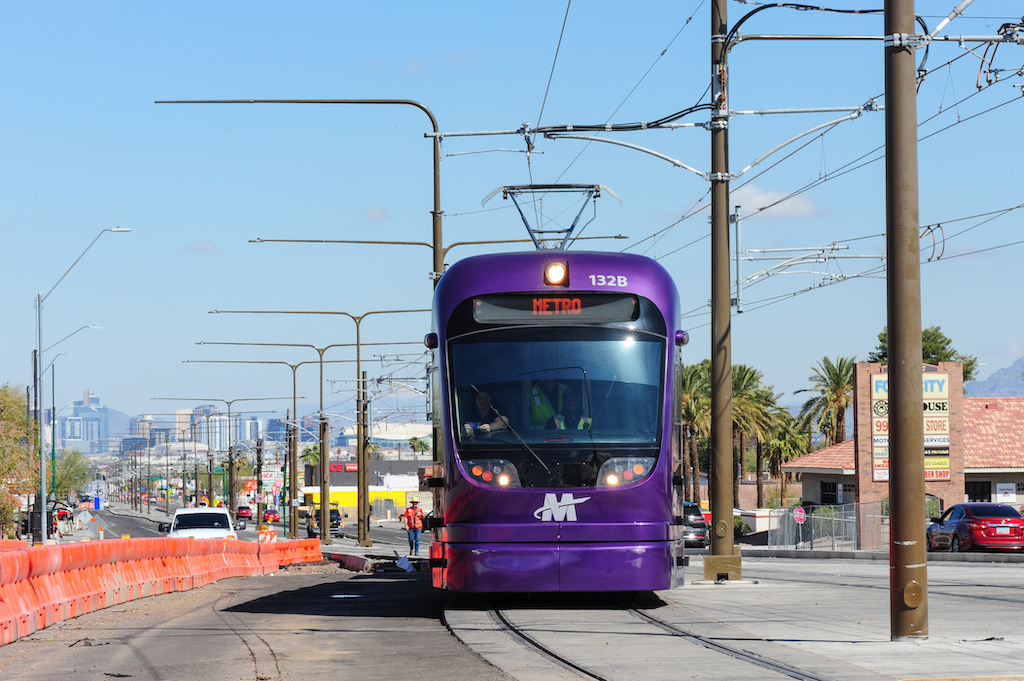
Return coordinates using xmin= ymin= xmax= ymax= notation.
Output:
xmin=637 ymin=62 xmax=1022 ymax=263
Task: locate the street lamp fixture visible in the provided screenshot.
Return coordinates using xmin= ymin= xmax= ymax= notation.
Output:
xmin=44 ymin=324 xmax=101 ymax=354
xmin=34 ymin=227 xmax=129 ymax=543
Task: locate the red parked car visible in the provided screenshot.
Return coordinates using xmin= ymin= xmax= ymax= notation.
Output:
xmin=927 ymin=503 xmax=1024 ymax=552
xmin=236 ymin=506 xmax=253 ymax=520
xmin=262 ymin=508 xmax=281 ymax=523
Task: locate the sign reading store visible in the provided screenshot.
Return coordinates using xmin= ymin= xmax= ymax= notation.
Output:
xmin=871 ymin=373 xmax=950 ymax=482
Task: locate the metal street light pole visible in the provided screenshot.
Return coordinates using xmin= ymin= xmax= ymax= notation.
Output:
xmin=34 ymin=227 xmax=129 ymax=543
xmin=210 ymin=309 xmax=429 ymax=546
xmin=43 ymin=325 xmax=101 ymax=496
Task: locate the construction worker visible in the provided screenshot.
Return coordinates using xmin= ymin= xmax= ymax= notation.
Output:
xmin=402 ymin=497 xmax=425 ymax=555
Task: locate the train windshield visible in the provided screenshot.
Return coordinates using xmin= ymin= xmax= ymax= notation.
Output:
xmin=448 ymin=321 xmax=666 ymax=488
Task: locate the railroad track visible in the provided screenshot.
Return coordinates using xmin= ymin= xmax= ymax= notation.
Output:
xmin=445 ymin=595 xmax=840 ymax=681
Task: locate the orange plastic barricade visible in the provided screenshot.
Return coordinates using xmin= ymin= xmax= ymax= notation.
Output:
xmin=26 ymin=545 xmax=65 ymax=628
xmin=0 ymin=549 xmax=33 ymax=642
xmin=0 ymin=535 xmax=314 ymax=649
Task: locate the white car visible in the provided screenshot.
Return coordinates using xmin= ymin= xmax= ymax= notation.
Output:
xmin=159 ymin=507 xmax=243 ymax=539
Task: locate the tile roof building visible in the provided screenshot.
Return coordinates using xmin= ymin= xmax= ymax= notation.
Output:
xmin=782 ymin=363 xmax=1024 ymax=510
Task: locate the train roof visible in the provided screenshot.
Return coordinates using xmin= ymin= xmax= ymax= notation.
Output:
xmin=434 ymin=250 xmax=679 ymax=326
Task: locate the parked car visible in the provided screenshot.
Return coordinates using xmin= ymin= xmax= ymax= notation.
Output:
xmin=236 ymin=506 xmax=253 ymax=520
xmin=159 ymin=507 xmax=242 ymax=539
xmin=262 ymin=507 xmax=281 ymax=523
xmin=680 ymin=501 xmax=709 ymax=548
xmin=306 ymin=507 xmax=343 ymax=538
xmin=927 ymin=503 xmax=1024 ymax=552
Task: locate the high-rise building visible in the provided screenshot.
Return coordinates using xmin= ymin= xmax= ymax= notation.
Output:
xmin=59 ymin=390 xmax=110 ymax=454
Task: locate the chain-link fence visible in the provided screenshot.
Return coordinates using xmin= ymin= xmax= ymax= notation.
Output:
xmin=371 ymin=497 xmax=398 ymax=519
xmin=767 ymin=501 xmax=891 ymax=551
xmin=765 ymin=496 xmax=944 ymax=551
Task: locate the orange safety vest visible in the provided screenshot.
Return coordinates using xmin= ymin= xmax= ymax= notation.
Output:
xmin=403 ymin=506 xmax=424 ymax=530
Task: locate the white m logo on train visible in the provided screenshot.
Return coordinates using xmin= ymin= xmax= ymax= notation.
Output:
xmin=533 ymin=493 xmax=591 ymax=522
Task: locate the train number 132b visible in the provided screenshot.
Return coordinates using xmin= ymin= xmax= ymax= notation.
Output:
xmin=590 ymin=274 xmax=628 ymax=287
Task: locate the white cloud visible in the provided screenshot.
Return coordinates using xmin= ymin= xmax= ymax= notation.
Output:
xmin=182 ymin=240 xmax=222 ymax=255
xmin=364 ymin=206 xmax=389 ymax=222
xmin=731 ymin=184 xmax=819 ymax=220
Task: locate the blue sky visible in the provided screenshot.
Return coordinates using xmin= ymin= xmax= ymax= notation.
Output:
xmin=3 ymin=1 xmax=1022 ymax=426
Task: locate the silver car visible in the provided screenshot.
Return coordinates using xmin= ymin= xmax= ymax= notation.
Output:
xmin=680 ymin=501 xmax=709 ymax=548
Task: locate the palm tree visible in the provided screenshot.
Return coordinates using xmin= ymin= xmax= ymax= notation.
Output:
xmin=796 ymin=355 xmax=855 ymax=447
xmin=753 ymin=390 xmax=786 ymax=507
xmin=409 ymin=436 xmax=430 ymax=456
xmin=731 ymin=365 xmax=776 ymax=508
xmin=301 ymin=445 xmax=320 ymax=467
xmin=679 ymin=362 xmax=711 ymax=503
xmin=763 ymin=412 xmax=811 ymax=505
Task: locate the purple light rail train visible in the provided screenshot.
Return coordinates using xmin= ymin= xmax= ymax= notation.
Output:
xmin=424 ymin=249 xmax=690 ymax=592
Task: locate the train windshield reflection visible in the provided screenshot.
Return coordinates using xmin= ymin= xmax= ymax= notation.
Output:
xmin=451 ymin=325 xmax=664 ymax=449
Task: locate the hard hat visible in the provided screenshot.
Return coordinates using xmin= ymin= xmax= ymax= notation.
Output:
xmin=411 ymin=497 xmax=419 ymax=503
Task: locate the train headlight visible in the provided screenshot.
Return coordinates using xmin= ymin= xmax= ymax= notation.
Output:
xmin=597 ymin=457 xmax=656 ymax=487
xmin=463 ymin=459 xmax=522 ymax=487
xmin=544 ymin=261 xmax=569 ymax=286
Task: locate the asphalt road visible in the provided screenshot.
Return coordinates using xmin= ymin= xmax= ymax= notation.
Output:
xmin=0 ymin=562 xmax=513 ymax=681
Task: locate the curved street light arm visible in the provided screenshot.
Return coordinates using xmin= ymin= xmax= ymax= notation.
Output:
xmin=44 ymin=324 xmax=101 ymax=354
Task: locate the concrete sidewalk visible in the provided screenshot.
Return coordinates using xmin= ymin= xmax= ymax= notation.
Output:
xmin=664 ymin=555 xmax=1024 ymax=680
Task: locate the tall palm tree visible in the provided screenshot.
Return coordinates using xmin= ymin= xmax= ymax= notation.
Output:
xmin=796 ymin=355 xmax=856 ymax=447
xmin=679 ymin=361 xmax=711 ymax=503
xmin=753 ymin=389 xmax=785 ymax=507
xmin=731 ymin=365 xmax=776 ymax=508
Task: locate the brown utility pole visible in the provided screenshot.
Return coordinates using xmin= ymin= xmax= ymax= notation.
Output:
xmin=705 ymin=0 xmax=740 ymax=582
xmin=885 ymin=0 xmax=927 ymax=639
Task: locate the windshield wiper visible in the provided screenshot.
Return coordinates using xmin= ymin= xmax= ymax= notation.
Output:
xmin=470 ymin=384 xmax=551 ymax=473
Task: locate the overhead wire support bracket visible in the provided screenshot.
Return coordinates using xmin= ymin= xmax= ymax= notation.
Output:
xmin=481 ymin=184 xmax=620 ymax=251
xmin=885 ymin=33 xmax=931 ymax=48
xmin=544 ymin=133 xmax=709 ymax=180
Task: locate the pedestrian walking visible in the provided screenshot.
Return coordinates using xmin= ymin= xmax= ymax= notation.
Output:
xmin=403 ymin=497 xmax=425 ymax=555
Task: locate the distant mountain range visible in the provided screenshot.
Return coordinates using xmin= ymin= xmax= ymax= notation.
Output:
xmin=965 ymin=357 xmax=1024 ymax=397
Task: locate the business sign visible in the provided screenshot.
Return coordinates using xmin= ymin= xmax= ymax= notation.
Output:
xmin=871 ymin=373 xmax=950 ymax=482
xmin=244 ymin=480 xmax=258 ymax=492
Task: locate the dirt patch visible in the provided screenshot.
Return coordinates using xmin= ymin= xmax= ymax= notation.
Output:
xmin=277 ymin=559 xmax=343 ymax=575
